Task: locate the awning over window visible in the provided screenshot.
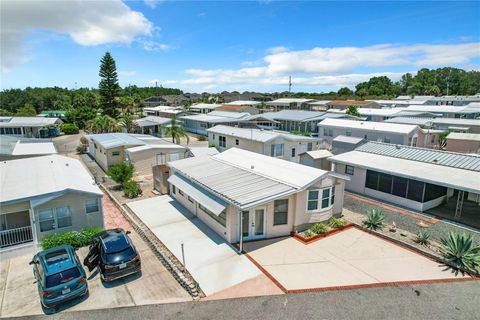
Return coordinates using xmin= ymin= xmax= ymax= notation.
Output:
xmin=168 ymin=173 xmax=228 ymax=216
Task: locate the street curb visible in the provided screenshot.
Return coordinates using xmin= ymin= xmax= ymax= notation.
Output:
xmin=100 ymin=184 xmax=205 ymax=299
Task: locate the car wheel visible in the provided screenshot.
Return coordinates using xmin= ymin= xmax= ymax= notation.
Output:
xmin=41 ymin=305 xmax=56 ymax=315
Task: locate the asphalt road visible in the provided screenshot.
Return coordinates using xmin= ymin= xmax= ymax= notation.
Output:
xmin=15 ymin=281 xmax=480 ymax=320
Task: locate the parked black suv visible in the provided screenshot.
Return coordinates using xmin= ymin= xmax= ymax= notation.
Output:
xmin=83 ymin=229 xmax=141 ymax=282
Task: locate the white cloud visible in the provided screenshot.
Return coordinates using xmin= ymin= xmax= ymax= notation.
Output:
xmin=173 ymin=42 xmax=480 ymax=92
xmin=144 ymin=0 xmax=163 ymax=9
xmin=137 ymin=39 xmax=177 ymax=52
xmin=1 ymin=0 xmax=154 ymax=72
xmin=267 ymin=46 xmax=289 ymax=54
xmin=118 ymin=71 xmax=137 ymax=77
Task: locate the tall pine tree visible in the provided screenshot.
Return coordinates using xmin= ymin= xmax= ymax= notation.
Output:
xmin=99 ymin=52 xmax=120 ymax=117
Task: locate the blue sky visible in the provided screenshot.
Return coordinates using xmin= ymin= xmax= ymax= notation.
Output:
xmin=1 ymin=1 xmax=479 ymax=93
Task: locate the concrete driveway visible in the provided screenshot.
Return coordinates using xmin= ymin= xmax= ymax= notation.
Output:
xmin=0 ymin=231 xmax=190 ymax=317
xmin=243 ymin=227 xmax=468 ymax=291
xmin=127 ymin=196 xmax=262 ymax=296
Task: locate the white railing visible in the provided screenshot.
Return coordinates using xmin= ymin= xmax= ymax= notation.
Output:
xmin=0 ymin=226 xmax=33 ymax=248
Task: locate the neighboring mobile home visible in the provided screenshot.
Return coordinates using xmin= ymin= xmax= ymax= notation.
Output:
xmin=0 ymin=135 xmax=57 ymax=161
xmin=318 ymin=118 xmax=419 ymax=146
xmin=0 ymin=117 xmax=62 ymax=138
xmin=180 ymin=111 xmax=251 ymax=136
xmin=86 ymin=133 xmax=187 ymax=173
xmin=328 ymin=142 xmax=480 ymax=223
xmin=445 ymin=133 xmax=480 ymax=154
xmin=167 ymin=148 xmax=348 ymax=244
xmin=207 ymin=125 xmax=318 ymax=163
xmin=0 ymin=155 xmax=103 ymax=248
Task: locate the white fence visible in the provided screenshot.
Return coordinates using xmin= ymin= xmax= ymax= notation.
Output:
xmin=0 ymin=226 xmax=33 ymax=248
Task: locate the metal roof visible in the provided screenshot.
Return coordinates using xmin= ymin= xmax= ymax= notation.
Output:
xmin=256 ymin=110 xmax=327 ymax=122
xmin=207 ymin=125 xmax=317 ymax=143
xmin=355 ymin=142 xmax=480 ymax=172
xmin=332 ymin=135 xmax=364 ymax=144
xmin=446 ymin=132 xmax=480 ymax=142
xmin=0 ymin=117 xmax=62 ymax=127
xmin=0 ymin=154 xmax=102 ymax=205
xmin=319 ymin=118 xmax=418 ymax=134
xmin=384 ymin=117 xmax=434 ymax=126
xmin=168 ymin=148 xmax=327 ymax=209
xmin=135 ymin=116 xmax=171 ymax=127
xmin=87 ymin=133 xmax=148 ymax=149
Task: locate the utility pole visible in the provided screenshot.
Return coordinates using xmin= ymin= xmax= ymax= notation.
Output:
xmin=155 ymin=81 xmax=159 ymax=96
xmin=288 ymin=76 xmax=292 ymax=93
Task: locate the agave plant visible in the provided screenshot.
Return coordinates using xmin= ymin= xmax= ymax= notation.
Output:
xmin=439 ymin=232 xmax=480 ymax=274
xmin=415 ymin=230 xmax=431 ymax=246
xmin=363 ymin=209 xmax=385 ymax=231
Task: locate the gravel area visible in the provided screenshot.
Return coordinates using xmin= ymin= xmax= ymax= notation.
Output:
xmin=343 ymin=193 xmax=480 ymax=245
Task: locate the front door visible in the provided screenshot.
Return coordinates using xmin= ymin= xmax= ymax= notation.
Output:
xmin=242 ymin=208 xmax=266 ymax=241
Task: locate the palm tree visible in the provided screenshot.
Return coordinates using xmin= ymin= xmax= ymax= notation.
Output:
xmin=165 ymin=117 xmax=189 ymax=144
xmin=85 ymin=115 xmax=121 ymax=133
xmin=118 ymin=112 xmax=138 ymax=133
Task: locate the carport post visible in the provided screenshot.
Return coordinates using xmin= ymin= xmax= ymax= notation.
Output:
xmin=239 ymin=210 xmax=243 ymax=254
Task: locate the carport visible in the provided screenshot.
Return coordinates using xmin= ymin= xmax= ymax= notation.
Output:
xmin=126 ymin=196 xmax=261 ymax=296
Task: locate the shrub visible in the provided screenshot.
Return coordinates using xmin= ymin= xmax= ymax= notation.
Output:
xmin=363 ymin=209 xmax=385 ymax=230
xmin=311 ymin=223 xmax=329 ymax=235
xmin=60 ymin=123 xmax=79 ymax=135
xmin=415 ymin=230 xmax=431 ymax=246
xmin=439 ymin=232 xmax=480 ymax=274
xmin=80 ymin=136 xmax=88 ymax=145
xmin=107 ymin=163 xmax=134 ymax=185
xmin=76 ymin=144 xmax=87 ymax=154
xmin=123 ymin=180 xmax=142 ymax=198
xmin=304 ymin=230 xmax=314 ymax=238
xmin=40 ymin=227 xmax=103 ymax=250
xmin=329 ymin=216 xmax=347 ymax=228
xmin=197 ymin=136 xmax=207 ymax=141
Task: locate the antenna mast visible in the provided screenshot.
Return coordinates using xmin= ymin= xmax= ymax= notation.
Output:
xmin=288 ymin=76 xmax=292 ymax=93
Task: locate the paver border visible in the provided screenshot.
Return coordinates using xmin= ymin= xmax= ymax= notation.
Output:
xmin=239 ymin=225 xmax=478 ymax=294
xmin=291 ymin=224 xmax=354 ymax=244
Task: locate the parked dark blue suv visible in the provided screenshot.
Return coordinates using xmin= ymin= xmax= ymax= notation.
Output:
xmin=30 ymin=245 xmax=88 ymax=309
xmin=84 ymin=229 xmax=141 ymax=282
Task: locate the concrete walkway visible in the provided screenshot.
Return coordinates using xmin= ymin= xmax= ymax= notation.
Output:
xmin=127 ymin=196 xmax=262 ymax=296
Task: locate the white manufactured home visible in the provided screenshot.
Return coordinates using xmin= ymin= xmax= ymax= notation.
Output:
xmin=167 ymin=148 xmax=348 ymax=245
xmin=207 ymin=125 xmax=318 ymax=163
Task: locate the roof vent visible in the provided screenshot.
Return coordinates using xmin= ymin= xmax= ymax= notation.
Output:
xmin=65 ymin=163 xmax=69 ymax=167
xmin=251 ymin=165 xmax=255 ymax=169
xmin=395 ymin=145 xmax=401 ymax=149
xmin=432 ymin=159 xmax=438 ymax=163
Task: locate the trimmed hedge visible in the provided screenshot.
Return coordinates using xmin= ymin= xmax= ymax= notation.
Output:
xmin=40 ymin=227 xmax=103 ymax=250
xmin=60 ymin=123 xmax=80 ymax=135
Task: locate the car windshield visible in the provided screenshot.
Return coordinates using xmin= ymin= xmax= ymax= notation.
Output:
xmin=103 ymin=246 xmax=136 ymax=265
xmin=45 ymin=267 xmax=81 ymax=288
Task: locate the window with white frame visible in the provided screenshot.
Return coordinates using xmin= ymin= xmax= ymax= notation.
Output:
xmin=85 ymin=198 xmax=99 ymax=214
xmin=112 ymin=151 xmax=120 ymax=156
xmin=219 ymin=136 xmax=226 ymax=147
xmin=307 ymin=142 xmax=313 ymax=151
xmin=346 ymin=130 xmax=352 ymax=137
xmin=271 ymin=143 xmax=284 ymax=157
xmin=291 ymin=148 xmax=296 ymax=157
xmin=345 ymin=165 xmax=354 ymax=175
xmin=39 ymin=209 xmax=55 ymax=232
xmin=307 ymin=186 xmax=335 ymax=211
xmin=235 ymin=139 xmax=239 ymax=146
xmin=384 ymin=137 xmax=391 ymax=143
xmin=38 ymin=207 xmax=73 ymax=232
xmin=56 ymin=206 xmax=72 ymax=228
xmin=273 ymin=199 xmax=288 ymax=225
xmin=324 ymin=128 xmax=333 ymax=137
